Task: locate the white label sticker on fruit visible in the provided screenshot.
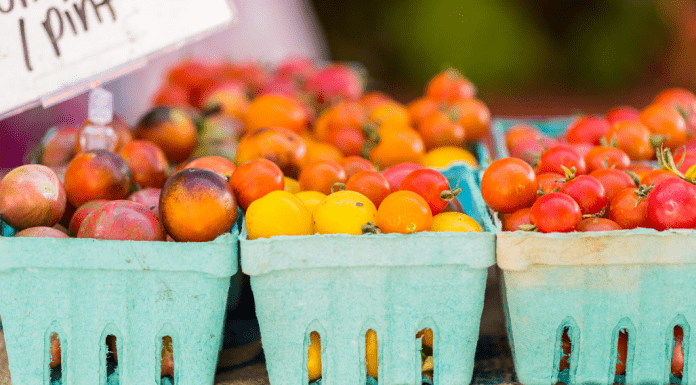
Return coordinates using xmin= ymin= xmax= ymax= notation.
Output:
xmin=0 ymin=0 xmax=235 ymax=118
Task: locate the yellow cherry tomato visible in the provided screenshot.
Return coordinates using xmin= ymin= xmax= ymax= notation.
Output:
xmin=366 ymin=329 xmax=379 ymax=379
xmin=245 ymin=191 xmax=313 ymax=239
xmin=295 ymin=191 xmax=327 ymax=215
xmin=416 ymin=328 xmax=434 ymax=348
xmin=284 ymin=177 xmax=302 ymax=194
xmin=423 ymin=146 xmax=478 ymax=169
xmin=313 ymin=191 xmax=377 ymax=235
xmin=431 ymin=212 xmax=482 ymax=232
xmin=308 ymin=331 xmax=322 ymax=381
xmin=368 ymin=102 xmax=410 ymax=126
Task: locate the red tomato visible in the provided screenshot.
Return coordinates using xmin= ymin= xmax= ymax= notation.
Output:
xmin=577 ymin=217 xmax=622 ymax=232
xmin=673 ymin=150 xmax=696 ymax=175
xmin=559 ymin=175 xmax=608 ymax=215
xmin=502 ymin=207 xmax=532 ymax=231
xmin=627 ymin=162 xmax=654 ymax=181
xmin=536 ymin=145 xmax=587 ymax=175
xmin=565 ymin=116 xmax=611 ymax=145
xmin=529 ymin=192 xmax=582 ymax=233
xmin=299 ymin=160 xmax=347 ymax=195
xmin=606 ymin=106 xmax=641 ymax=125
xmin=425 ymin=68 xmax=477 ymax=102
xmin=646 ymin=178 xmax=696 ymax=230
xmin=536 ymin=173 xmax=565 ymax=194
xmin=382 ymin=163 xmax=425 ymax=193
xmin=584 ymin=146 xmax=631 ymax=173
xmin=399 ymin=169 xmax=456 ymax=215
xmin=340 ymin=156 xmax=377 ymax=179
xmin=569 ymin=143 xmax=594 ymax=160
xmin=589 ymin=168 xmax=636 ymax=203
xmin=653 ymin=88 xmax=696 ymax=118
xmin=480 ymin=158 xmax=537 ymax=213
xmin=607 ymin=187 xmax=648 ymax=229
xmin=345 ymin=170 xmax=391 ymax=208
xmin=230 ymin=159 xmax=285 ymax=211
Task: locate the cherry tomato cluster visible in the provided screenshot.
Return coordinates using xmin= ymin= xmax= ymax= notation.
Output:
xmin=483 ymin=88 xmax=696 ymax=233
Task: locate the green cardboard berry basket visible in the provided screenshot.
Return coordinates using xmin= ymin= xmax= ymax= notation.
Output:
xmin=491 ymin=117 xmax=693 ymax=384
xmin=240 ymin=164 xmax=495 ymax=385
xmin=0 ymin=220 xmax=238 ymax=385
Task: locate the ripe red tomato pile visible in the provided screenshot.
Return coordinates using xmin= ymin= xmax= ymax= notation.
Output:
xmin=483 ymin=88 xmax=696 ymax=233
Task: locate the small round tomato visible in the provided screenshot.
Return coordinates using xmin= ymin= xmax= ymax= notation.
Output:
xmin=234 ymin=127 xmax=308 ymax=178
xmin=607 ymin=187 xmax=648 ymax=229
xmin=418 ymin=111 xmax=465 ymax=150
xmin=313 ymin=101 xmax=367 ymax=141
xmin=589 ymin=168 xmax=636 ymax=203
xmin=627 ymin=162 xmax=654 ymax=181
xmin=577 ymin=217 xmax=622 ymax=232
xmin=603 ymin=121 xmax=654 ymax=161
xmin=345 ymin=170 xmax=390 ymax=208
xmin=506 ymin=124 xmax=544 ymax=151
xmin=449 ymin=99 xmax=490 ymax=142
xmin=368 ymin=102 xmax=411 ymax=126
xmin=502 ymin=207 xmax=532 ymax=231
xmin=508 ymin=134 xmax=558 ymax=165
xmin=324 ymin=126 xmax=364 ymax=157
xmin=382 ymin=163 xmax=425 ymax=192
xmin=606 ymin=106 xmax=641 ymax=125
xmin=68 ymin=199 xmax=108 ymax=236
xmin=360 ymin=91 xmax=393 ymax=110
xmin=646 ymin=178 xmax=696 ymax=230
xmin=653 ymin=88 xmax=696 ymax=117
xmin=535 ymin=173 xmax=565 ymax=195
xmin=230 ymin=159 xmax=285 ymax=211
xmin=368 ymin=123 xmax=425 ymax=168
xmin=673 ymin=150 xmax=696 ymax=175
xmin=536 ymin=145 xmax=587 ymax=175
xmin=245 ymin=94 xmax=309 ymax=134
xmin=430 ymin=212 xmax=482 ymax=232
xmin=481 ymin=158 xmax=537 ymax=213
xmin=529 ymin=192 xmax=582 ymax=233
xmin=376 ymin=191 xmax=432 ymax=234
xmin=340 ymin=156 xmax=377 ymax=179
xmin=584 ymin=146 xmax=631 ymax=173
xmin=569 ymin=143 xmax=595 ymax=160
xmin=284 ymin=177 xmax=301 ymax=194
xmin=565 ymin=116 xmax=611 ymax=145
xmin=640 ymin=104 xmax=688 ymax=150
xmin=294 ymin=191 xmax=326 ymax=216
xmin=640 ymin=169 xmax=679 ymax=188
xmin=305 ymin=141 xmax=344 ymax=164
xmin=184 ymin=156 xmax=236 ymax=190
xmin=425 ymin=68 xmax=476 ymax=102
xmin=407 ymin=97 xmax=441 ymax=129
xmin=559 ymin=175 xmax=608 ymax=215
xmin=313 ymin=190 xmax=377 ymax=235
xmin=422 ymin=146 xmax=478 ymax=169
xmin=299 ymin=160 xmax=347 ymax=195
xmin=399 ymin=168 xmax=457 ymax=215
xmin=245 ymin=190 xmax=313 ymax=239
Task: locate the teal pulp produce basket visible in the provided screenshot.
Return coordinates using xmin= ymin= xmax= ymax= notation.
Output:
xmin=0 ymin=220 xmax=239 ymax=385
xmin=240 ymin=165 xmax=496 ymax=385
xmin=491 ymin=117 xmax=691 ymax=384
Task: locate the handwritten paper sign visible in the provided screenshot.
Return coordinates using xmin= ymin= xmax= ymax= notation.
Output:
xmin=0 ymin=0 xmax=234 ymax=118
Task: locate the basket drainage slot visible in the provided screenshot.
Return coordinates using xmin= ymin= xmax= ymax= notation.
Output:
xmin=557 ymin=327 xmax=571 ymax=385
xmin=417 ymin=328 xmax=434 ymax=384
xmin=105 ymin=335 xmax=118 ymax=379
xmin=672 ymin=326 xmax=685 ymax=383
xmin=160 ymin=336 xmax=174 ymax=384
xmin=307 ymin=331 xmax=321 ymax=384
xmin=48 ymin=332 xmax=62 ymax=384
xmin=614 ymin=329 xmax=628 ymax=383
xmin=365 ymin=329 xmax=378 ymax=382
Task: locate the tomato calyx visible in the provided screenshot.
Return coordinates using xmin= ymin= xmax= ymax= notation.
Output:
xmin=440 ymin=187 xmax=462 ymax=202
xmin=517 ymin=224 xmax=537 ymax=232
xmin=633 ymin=184 xmax=654 ymax=207
xmin=332 ymin=183 xmax=346 ymax=193
xmin=624 ymin=170 xmax=641 ymax=187
xmin=599 ymin=136 xmax=618 ymax=148
xmin=656 ymin=145 xmax=686 ymax=178
xmin=361 ymin=221 xmax=381 ymax=234
xmin=561 ymin=165 xmax=578 ymax=181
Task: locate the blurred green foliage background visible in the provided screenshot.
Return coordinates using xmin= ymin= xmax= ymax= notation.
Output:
xmin=311 ymin=0 xmax=683 ymax=98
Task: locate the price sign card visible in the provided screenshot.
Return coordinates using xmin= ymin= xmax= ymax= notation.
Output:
xmin=0 ymin=0 xmax=235 ymax=118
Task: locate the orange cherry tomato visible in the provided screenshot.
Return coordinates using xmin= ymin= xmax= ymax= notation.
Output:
xmin=305 ymin=141 xmax=344 ymax=164
xmin=313 ymin=101 xmax=367 ymax=141
xmin=640 ymin=104 xmax=687 ymax=150
xmin=425 ymin=68 xmax=476 ymax=102
xmin=603 ymin=121 xmax=655 ymax=161
xmin=449 ymin=98 xmax=490 ymax=142
xmin=535 ymin=172 xmax=564 ymax=195
xmin=230 ymin=158 xmax=285 ymax=211
xmin=340 ymin=156 xmax=377 ymax=179
xmin=502 ymin=207 xmax=532 ymax=231
xmin=345 ymin=170 xmax=391 ymax=208
xmin=360 ymin=92 xmax=393 ymax=111
xmin=368 ymin=102 xmax=410 ymax=126
xmin=418 ymin=111 xmax=465 ymax=150
xmin=298 ymin=160 xmax=347 ymax=195
xmin=368 ymin=123 xmax=425 ymax=168
xmin=245 ymin=94 xmax=309 ymax=134
xmin=577 ymin=217 xmax=622 ymax=232
xmin=324 ymin=126 xmax=365 ymax=157
xmin=640 ymin=169 xmax=679 ymax=188
xmin=235 ymin=127 xmax=308 ymax=178
xmin=626 ymin=162 xmax=654 ymax=181
xmin=480 ymin=158 xmax=537 ymax=213
xmin=376 ymin=191 xmax=432 ymax=234
xmin=407 ymin=97 xmax=441 ymax=128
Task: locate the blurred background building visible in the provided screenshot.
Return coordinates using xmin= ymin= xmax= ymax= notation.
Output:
xmin=1 ymin=0 xmax=695 ymax=168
